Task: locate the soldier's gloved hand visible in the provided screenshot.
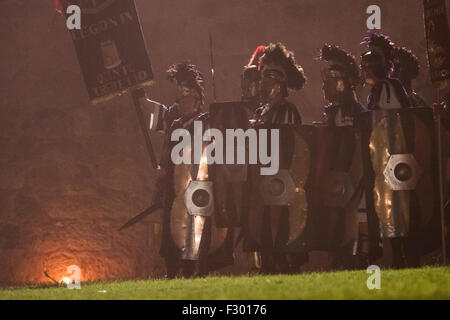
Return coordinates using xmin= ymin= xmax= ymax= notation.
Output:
xmin=433 ymin=102 xmax=445 ymax=116
xmin=132 ymin=87 xmax=147 ymax=101
xmin=312 ymin=112 xmax=329 ymax=126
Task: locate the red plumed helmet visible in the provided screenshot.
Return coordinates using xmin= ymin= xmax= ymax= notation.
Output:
xmin=53 ymin=0 xmax=63 ymax=13
xmin=247 ymin=45 xmax=266 ymax=68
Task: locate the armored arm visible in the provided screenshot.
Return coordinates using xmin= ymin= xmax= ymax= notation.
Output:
xmin=133 ymin=88 xmax=170 ymax=133
xmin=146 ymin=98 xmax=169 ymax=132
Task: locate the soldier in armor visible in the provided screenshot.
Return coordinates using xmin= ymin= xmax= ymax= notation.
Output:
xmin=246 ymin=43 xmax=308 ymax=274
xmin=392 ymin=46 xmax=430 ymax=108
xmin=139 ymin=62 xmax=229 ymax=278
xmin=311 ymin=44 xmax=366 ymax=269
xmin=361 ymin=33 xmax=411 ymax=110
xmin=253 ymin=43 xmax=305 ymax=125
xmin=241 ymin=45 xmax=265 ymax=111
xmin=237 ymin=45 xmax=265 ymax=272
xmin=360 ymin=34 xmax=432 ymax=268
xmin=319 ymin=44 xmax=364 ymax=127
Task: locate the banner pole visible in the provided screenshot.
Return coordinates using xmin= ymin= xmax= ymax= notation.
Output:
xmin=132 ymin=90 xmax=159 ymax=170
xmin=436 ymin=87 xmax=447 ymax=265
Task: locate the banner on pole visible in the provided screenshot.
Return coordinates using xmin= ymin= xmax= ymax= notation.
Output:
xmin=62 ymin=0 xmax=154 ymax=104
xmin=423 ymin=0 xmax=450 ymax=88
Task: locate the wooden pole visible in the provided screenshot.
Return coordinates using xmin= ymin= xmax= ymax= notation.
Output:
xmin=436 ymin=87 xmax=447 ymax=265
xmin=132 ymin=90 xmax=159 ymax=170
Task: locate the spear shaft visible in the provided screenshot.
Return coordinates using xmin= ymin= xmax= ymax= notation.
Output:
xmin=209 ymin=31 xmax=217 ymax=102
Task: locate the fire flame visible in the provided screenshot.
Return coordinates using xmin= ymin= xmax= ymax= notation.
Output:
xmin=61 ymin=277 xmax=72 ymax=285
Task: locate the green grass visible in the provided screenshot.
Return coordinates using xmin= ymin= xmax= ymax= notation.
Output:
xmin=0 ymin=266 xmax=448 ymax=300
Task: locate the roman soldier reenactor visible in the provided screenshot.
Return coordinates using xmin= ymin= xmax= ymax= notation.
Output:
xmin=253 ymin=43 xmax=305 ymax=125
xmin=310 ymin=44 xmax=367 ymax=269
xmin=245 ymin=43 xmax=309 ymax=274
xmin=392 ymin=46 xmax=430 ymax=108
xmin=319 ymin=44 xmax=364 ymax=127
xmin=139 ymin=62 xmax=231 ymax=278
xmin=235 ymin=45 xmax=265 ymax=272
xmin=359 ymin=34 xmax=441 ymax=268
xmin=361 ymin=33 xmax=411 ymax=110
xmin=241 ymin=45 xmax=265 ymax=110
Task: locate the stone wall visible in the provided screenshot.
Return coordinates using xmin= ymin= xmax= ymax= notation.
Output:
xmin=0 ymin=0 xmax=436 ymax=284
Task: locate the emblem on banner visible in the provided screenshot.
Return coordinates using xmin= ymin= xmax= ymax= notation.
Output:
xmin=101 ymin=40 xmax=122 ymax=70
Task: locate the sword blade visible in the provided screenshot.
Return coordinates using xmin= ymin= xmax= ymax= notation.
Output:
xmin=119 ymin=202 xmax=163 ymax=231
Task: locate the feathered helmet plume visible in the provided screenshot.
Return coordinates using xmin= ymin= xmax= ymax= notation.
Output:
xmin=167 ymin=62 xmax=205 ymax=104
xmin=392 ymin=46 xmax=420 ymax=83
xmin=242 ymin=45 xmax=266 ymax=81
xmin=260 ymin=43 xmax=307 ymax=90
xmin=247 ymin=45 xmax=266 ymax=68
xmin=320 ymin=44 xmax=362 ymax=88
